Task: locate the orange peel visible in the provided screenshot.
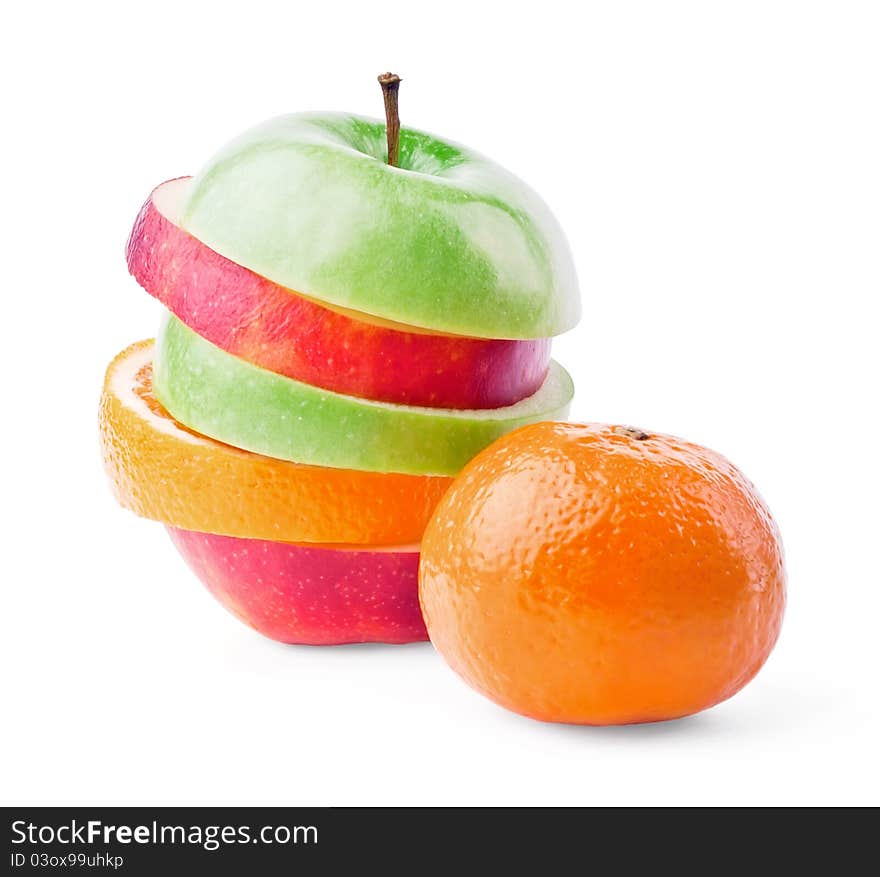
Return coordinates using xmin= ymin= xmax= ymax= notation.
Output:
xmin=99 ymin=340 xmax=452 ymax=544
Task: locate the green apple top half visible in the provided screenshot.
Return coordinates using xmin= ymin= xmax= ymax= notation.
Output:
xmin=180 ymin=77 xmax=580 ymax=340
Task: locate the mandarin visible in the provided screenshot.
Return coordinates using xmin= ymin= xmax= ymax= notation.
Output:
xmin=419 ymin=422 xmax=785 ymax=725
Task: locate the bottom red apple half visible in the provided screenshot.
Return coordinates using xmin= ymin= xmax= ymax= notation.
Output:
xmin=166 ymin=528 xmax=427 ymax=645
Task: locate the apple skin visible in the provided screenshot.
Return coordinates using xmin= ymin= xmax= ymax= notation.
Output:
xmin=181 ymin=113 xmax=580 ymax=339
xmin=100 ymin=340 xmax=453 ymax=545
xmin=154 ymin=313 xmax=574 ymax=476
xmin=166 ymin=528 xmax=426 ymax=645
xmin=127 ymin=178 xmax=551 ymax=409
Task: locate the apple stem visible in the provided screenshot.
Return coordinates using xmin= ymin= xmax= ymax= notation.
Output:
xmin=377 ymin=72 xmax=401 ymax=167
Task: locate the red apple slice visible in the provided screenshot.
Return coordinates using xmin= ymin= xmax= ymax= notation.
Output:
xmin=166 ymin=528 xmax=426 ymax=645
xmin=127 ymin=179 xmax=551 ymax=409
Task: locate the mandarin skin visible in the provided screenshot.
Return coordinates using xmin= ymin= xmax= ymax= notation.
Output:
xmin=128 ymin=178 xmax=551 ymax=409
xmin=419 ymin=422 xmax=786 ymax=725
xmin=153 ymin=315 xmax=574 ymax=477
xmin=180 ymin=113 xmax=580 ymax=339
xmin=167 ymin=529 xmax=426 ymax=645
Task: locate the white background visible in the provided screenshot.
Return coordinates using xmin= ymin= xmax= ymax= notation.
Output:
xmin=2 ymin=1 xmax=878 ymax=806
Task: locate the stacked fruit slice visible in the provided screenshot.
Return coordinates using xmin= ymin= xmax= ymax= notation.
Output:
xmin=100 ymin=110 xmax=579 ymax=645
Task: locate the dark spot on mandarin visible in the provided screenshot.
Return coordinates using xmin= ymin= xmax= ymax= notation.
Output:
xmin=612 ymin=425 xmax=651 ymax=441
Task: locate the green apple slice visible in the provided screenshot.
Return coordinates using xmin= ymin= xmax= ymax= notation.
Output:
xmin=180 ymin=113 xmax=580 ymax=340
xmin=154 ymin=314 xmax=574 ymax=476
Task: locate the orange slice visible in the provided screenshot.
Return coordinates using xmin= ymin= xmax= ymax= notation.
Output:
xmin=99 ymin=341 xmax=452 ymax=544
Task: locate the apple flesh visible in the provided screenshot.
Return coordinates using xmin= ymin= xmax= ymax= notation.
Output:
xmin=154 ymin=313 xmax=574 ymax=476
xmin=167 ymin=528 xmax=426 ymax=645
xmin=99 ymin=340 xmax=454 ymax=545
xmin=181 ymin=113 xmax=580 ymax=339
xmin=128 ymin=178 xmax=551 ymax=409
